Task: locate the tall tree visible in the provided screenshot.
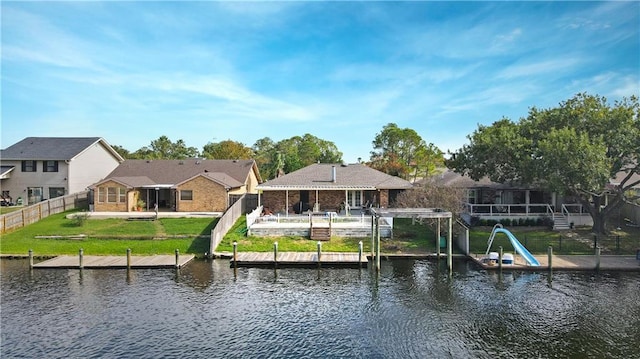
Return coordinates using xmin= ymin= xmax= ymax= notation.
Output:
xmin=448 ymin=93 xmax=640 ymax=235
xmin=132 ymin=136 xmax=199 ymax=159
xmin=202 ymin=140 xmax=253 ymax=159
xmin=370 ymin=123 xmax=443 ymax=180
xmin=111 ymin=145 xmax=131 ymax=159
xmin=252 ymin=134 xmax=343 ymax=179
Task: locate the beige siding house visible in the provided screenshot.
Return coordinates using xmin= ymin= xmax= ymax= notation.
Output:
xmin=0 ymin=137 xmax=123 ymax=205
xmin=91 ymin=159 xmax=261 ymax=213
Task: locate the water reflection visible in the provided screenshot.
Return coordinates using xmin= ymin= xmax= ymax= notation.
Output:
xmin=1 ymin=258 xmax=639 ymax=358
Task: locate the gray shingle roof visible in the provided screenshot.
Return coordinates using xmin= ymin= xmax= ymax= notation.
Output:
xmin=0 ymin=137 xmax=111 ymax=160
xmin=102 ymin=159 xmax=256 ymax=187
xmin=257 ymin=163 xmax=413 ymax=190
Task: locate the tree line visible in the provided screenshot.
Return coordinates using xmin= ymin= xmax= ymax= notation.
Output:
xmin=111 ymin=124 xmax=445 ymax=181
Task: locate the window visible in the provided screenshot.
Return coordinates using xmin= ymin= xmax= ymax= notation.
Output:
xmin=119 ymin=188 xmax=126 ymax=203
xmin=27 ymin=187 xmax=43 ymax=205
xmin=43 ymin=160 xmax=59 ymax=172
xmin=347 ymin=190 xmax=363 ymax=207
xmin=107 ymin=187 xmax=117 ymax=202
xmin=180 ymin=190 xmax=193 ymax=201
xmin=466 ymin=189 xmax=477 ymax=204
xmin=97 ymin=186 xmax=126 ymax=203
xmin=21 ymin=160 xmax=37 ymax=172
xmin=49 ymin=187 xmax=65 ymax=199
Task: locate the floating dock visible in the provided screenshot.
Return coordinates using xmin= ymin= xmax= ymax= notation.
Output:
xmin=231 ymin=252 xmax=367 ymax=268
xmin=32 ymin=254 xmax=194 ymax=269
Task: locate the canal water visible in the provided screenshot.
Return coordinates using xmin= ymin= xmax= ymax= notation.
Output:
xmin=1 ymin=259 xmax=639 ymax=358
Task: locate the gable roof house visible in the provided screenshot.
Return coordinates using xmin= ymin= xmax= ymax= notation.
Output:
xmin=0 ymin=137 xmax=124 ymax=205
xmin=256 ymin=163 xmax=413 ymax=214
xmin=90 ymin=159 xmax=261 ymax=213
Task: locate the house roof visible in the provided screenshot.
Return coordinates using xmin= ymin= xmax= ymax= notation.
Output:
xmin=427 ymin=169 xmax=522 ymax=189
xmin=97 ymin=159 xmax=257 ymax=188
xmin=0 ymin=137 xmax=124 ymax=162
xmin=1 ymin=166 xmax=15 ymax=175
xmin=257 ymin=163 xmax=413 ymax=190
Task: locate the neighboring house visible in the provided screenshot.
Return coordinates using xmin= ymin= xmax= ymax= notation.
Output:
xmin=0 ymin=137 xmax=124 ymax=205
xmin=256 ymin=163 xmax=413 ymax=214
xmin=90 ymin=159 xmax=261 ymax=212
xmin=432 ymin=169 xmax=590 ymax=229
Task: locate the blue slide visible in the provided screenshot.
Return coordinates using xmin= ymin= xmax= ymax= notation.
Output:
xmin=495 ymin=228 xmax=540 ymax=266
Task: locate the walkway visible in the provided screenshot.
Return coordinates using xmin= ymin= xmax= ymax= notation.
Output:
xmin=32 ymin=254 xmax=194 ymax=269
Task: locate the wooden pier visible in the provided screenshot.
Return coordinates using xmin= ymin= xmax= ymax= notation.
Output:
xmin=32 ymin=254 xmax=194 ymax=269
xmin=232 ymin=252 xmax=367 ymax=268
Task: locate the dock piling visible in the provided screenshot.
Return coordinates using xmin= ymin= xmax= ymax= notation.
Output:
xmin=79 ymin=248 xmax=84 ymax=269
xmin=595 ymin=247 xmax=601 ymax=271
xmin=29 ymin=249 xmax=33 ymax=269
xmin=358 ymin=241 xmax=363 ymax=268
xmin=547 ymin=246 xmax=553 ymax=280
xmin=498 ymin=246 xmax=503 ymax=270
xmin=274 ymin=242 xmax=279 ymax=267
xmin=175 ymin=249 xmax=179 ymax=268
xmin=317 ymin=241 xmax=322 ymax=267
xmin=233 ymin=241 xmax=238 ymax=268
xmin=126 ymin=248 xmax=131 ymax=269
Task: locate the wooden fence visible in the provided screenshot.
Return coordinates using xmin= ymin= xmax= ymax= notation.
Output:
xmin=210 ymin=194 xmax=252 ymax=256
xmin=0 ymin=191 xmax=89 ymax=234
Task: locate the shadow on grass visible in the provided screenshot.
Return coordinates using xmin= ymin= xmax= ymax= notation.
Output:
xmin=186 ymin=219 xmax=218 ymax=255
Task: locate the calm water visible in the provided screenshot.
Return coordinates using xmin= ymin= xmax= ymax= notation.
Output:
xmin=1 ymin=258 xmax=639 ymax=358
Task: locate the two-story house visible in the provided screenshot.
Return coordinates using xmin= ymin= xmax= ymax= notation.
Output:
xmin=0 ymin=137 xmax=124 ymax=205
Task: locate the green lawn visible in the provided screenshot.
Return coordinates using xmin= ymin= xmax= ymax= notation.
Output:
xmin=3 ymin=210 xmax=637 ymax=256
xmin=0 ymin=210 xmax=217 ymax=256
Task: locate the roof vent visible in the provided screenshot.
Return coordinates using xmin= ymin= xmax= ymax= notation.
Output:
xmin=195 ymin=160 xmax=201 ymax=165
xmin=332 ymin=165 xmax=337 ymax=183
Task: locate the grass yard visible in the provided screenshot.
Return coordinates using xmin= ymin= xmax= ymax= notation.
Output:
xmin=0 ymin=210 xmax=217 ymax=256
xmin=217 ymin=217 xmax=436 ymax=254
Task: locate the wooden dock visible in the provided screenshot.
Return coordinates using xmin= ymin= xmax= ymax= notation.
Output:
xmin=232 ymin=252 xmax=367 ymax=268
xmin=470 ymin=254 xmax=640 ymax=272
xmin=32 ymin=254 xmax=195 ymax=269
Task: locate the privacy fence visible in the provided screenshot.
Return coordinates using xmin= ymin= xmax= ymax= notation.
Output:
xmin=210 ymin=194 xmax=256 ymax=256
xmin=0 ymin=191 xmax=89 ymax=234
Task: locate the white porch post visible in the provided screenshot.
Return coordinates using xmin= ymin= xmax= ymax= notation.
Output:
xmin=525 ymin=190 xmax=530 ymax=214
xmin=286 ymin=190 xmax=289 ymax=217
xmin=258 ymin=190 xmax=261 ymax=208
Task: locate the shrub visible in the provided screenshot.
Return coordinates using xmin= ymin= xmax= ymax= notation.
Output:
xmin=72 ymin=211 xmax=89 ymax=227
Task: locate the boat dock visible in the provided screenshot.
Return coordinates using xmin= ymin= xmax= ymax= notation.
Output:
xmin=231 ymin=252 xmax=367 ymax=268
xmin=32 ymin=254 xmax=195 ymax=269
xmin=470 ymin=254 xmax=640 ymax=272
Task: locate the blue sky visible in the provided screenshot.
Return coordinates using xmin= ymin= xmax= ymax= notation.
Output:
xmin=2 ymin=1 xmax=638 ymax=163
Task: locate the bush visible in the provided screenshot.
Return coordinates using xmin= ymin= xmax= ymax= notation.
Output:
xmin=72 ymin=211 xmax=89 ymax=227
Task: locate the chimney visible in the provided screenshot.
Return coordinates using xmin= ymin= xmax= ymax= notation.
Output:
xmin=332 ymin=165 xmax=336 ymax=183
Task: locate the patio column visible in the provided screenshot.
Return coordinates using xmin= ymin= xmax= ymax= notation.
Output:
xmin=285 ymin=190 xmax=289 ymax=217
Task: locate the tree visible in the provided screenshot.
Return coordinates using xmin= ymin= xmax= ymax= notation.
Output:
xmin=111 ymin=145 xmax=131 ymax=159
xmin=253 ymin=134 xmax=343 ymax=179
xmin=370 ymin=123 xmax=444 ymax=180
xmin=132 ymin=136 xmax=199 ymax=159
xmin=202 ymin=140 xmax=253 ymax=159
xmin=448 ymin=93 xmax=640 ymax=235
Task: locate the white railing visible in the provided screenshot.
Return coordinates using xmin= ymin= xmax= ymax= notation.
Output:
xmin=253 ymin=212 xmax=370 ymax=224
xmin=465 ymin=203 xmax=555 ymax=216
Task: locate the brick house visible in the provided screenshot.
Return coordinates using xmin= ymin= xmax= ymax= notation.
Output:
xmin=0 ymin=137 xmax=123 ymax=205
xmin=256 ymin=163 xmax=413 ymax=214
xmin=90 ymin=159 xmax=261 ymax=212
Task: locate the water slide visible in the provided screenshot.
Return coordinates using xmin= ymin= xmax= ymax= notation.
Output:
xmin=486 ymin=224 xmax=540 ymax=266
